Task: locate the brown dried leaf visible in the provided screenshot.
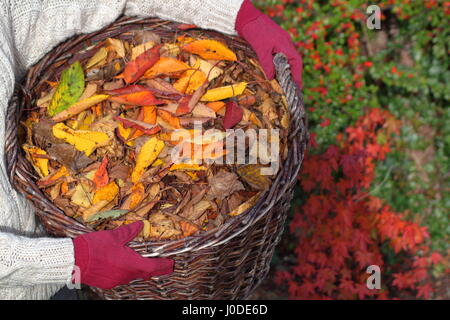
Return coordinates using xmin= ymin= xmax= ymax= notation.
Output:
xmin=47 ymin=143 xmax=94 ymax=172
xmin=206 ymin=170 xmax=244 ymax=201
xmin=147 ymin=213 xmax=181 ymax=239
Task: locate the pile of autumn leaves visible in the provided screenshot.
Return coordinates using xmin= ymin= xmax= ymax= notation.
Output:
xmin=22 ymin=30 xmax=289 ymax=240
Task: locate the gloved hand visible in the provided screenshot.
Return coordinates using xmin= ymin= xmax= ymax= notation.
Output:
xmin=235 ymin=0 xmax=303 ymax=88
xmin=72 ymin=221 xmax=174 ymax=289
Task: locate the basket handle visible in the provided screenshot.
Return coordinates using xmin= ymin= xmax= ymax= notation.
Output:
xmin=273 ymin=53 xmax=308 ymax=144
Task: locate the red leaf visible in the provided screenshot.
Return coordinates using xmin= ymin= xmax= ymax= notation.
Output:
xmin=114 ymin=116 xmax=161 ymax=135
xmin=416 ymin=283 xmax=433 ymax=299
xmin=109 ymin=91 xmax=164 ymax=106
xmin=93 ymin=156 xmax=109 ymax=189
xmin=123 ymin=44 xmax=162 ymax=83
xmin=176 ymin=96 xmax=192 ymax=115
xmin=104 ymin=84 xmax=149 ymax=96
xmin=176 ymin=79 xmax=209 ymax=115
xmin=223 ymin=101 xmax=243 ymax=129
xmin=429 ymin=252 xmax=443 ymax=265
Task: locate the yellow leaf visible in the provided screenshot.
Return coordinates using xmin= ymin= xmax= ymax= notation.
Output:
xmin=93 ymin=181 xmax=119 ymax=204
xmin=161 ymin=43 xmax=181 ymax=57
xmin=190 ymin=56 xmax=223 ymax=81
xmin=200 ymin=82 xmax=247 ymax=102
xmin=173 ymin=68 xmax=207 ymax=94
xmin=169 ymin=163 xmax=207 ymax=171
xmin=152 ymin=158 xmax=165 ymax=167
xmin=142 ymin=220 xmax=151 ymax=237
xmin=105 ymin=38 xmax=126 ymax=58
xmin=86 ymin=47 xmax=108 ymax=69
xmin=52 ymin=94 xmax=109 ymax=122
xmin=71 ymin=182 xmax=94 ymax=208
xmin=131 ymin=137 xmax=165 ymax=183
xmin=131 ymin=41 xmax=155 ymax=61
xmin=228 ymin=193 xmax=260 ymax=217
xmin=185 ymin=171 xmax=198 ymax=181
xmin=52 ymin=123 xmax=110 ymax=156
xmin=22 ymin=145 xmax=49 ymax=178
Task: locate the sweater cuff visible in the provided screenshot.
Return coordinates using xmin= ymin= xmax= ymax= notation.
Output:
xmin=0 ymin=233 xmax=76 ymax=286
xmin=27 ymin=237 xmax=76 ymax=285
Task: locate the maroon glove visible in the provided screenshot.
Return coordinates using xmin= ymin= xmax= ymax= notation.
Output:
xmin=236 ymin=0 xmax=303 ymax=88
xmin=73 ymin=221 xmax=174 ymax=289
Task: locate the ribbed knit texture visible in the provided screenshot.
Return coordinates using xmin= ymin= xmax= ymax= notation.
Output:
xmin=0 ymin=0 xmax=243 ymax=300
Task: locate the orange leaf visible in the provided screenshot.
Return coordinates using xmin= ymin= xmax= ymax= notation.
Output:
xmin=206 ymin=101 xmax=226 ymax=112
xmin=176 ymin=35 xmax=195 ymax=44
xmin=37 ymin=166 xmax=69 ymax=187
xmin=180 ymin=220 xmax=199 ymax=237
xmin=93 ymin=181 xmax=119 ymax=204
xmin=92 ymin=103 xmax=103 ymax=117
xmin=61 ymin=181 xmax=69 ymax=195
xmin=123 ymin=44 xmax=162 ymax=83
xmin=93 ymin=156 xmax=109 ymax=189
xmin=126 ymin=106 xmax=157 ymax=141
xmin=143 ymin=105 xmax=157 ymax=125
xmin=45 ymin=81 xmax=58 ymax=88
xmin=157 ymin=109 xmax=182 ymax=129
xmin=129 ymin=183 xmax=145 ymax=209
xmin=173 ymin=69 xmax=207 ymax=94
xmin=182 ymin=40 xmax=237 ymax=61
xmin=144 ymin=57 xmax=190 ymax=78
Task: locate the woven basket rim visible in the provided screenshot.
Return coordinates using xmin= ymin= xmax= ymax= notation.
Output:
xmin=5 ymin=16 xmax=308 ymax=257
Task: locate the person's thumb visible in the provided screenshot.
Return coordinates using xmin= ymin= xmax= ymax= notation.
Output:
xmin=136 ymin=255 xmax=175 ymax=278
xmin=110 ymin=221 xmax=144 ymax=245
xmin=256 ymin=47 xmax=276 ymax=81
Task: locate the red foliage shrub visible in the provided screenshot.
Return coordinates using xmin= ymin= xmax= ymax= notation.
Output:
xmin=275 ymin=109 xmax=441 ymax=299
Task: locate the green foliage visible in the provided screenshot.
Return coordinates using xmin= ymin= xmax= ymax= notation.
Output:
xmin=48 ymin=61 xmax=85 ymax=116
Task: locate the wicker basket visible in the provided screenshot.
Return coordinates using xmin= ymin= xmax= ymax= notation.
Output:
xmin=5 ymin=16 xmax=308 ymax=300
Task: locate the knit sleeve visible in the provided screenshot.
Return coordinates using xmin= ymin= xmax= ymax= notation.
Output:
xmin=5 ymin=0 xmax=244 ymax=72
xmin=125 ymin=0 xmax=244 ymax=36
xmin=0 ymin=232 xmax=75 ymax=287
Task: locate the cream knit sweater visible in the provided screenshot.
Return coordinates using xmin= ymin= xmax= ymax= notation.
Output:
xmin=0 ymin=0 xmax=243 ymax=300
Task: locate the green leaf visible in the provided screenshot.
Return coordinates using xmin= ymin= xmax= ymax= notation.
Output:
xmin=47 ymin=61 xmax=85 ymax=116
xmin=85 ymin=209 xmax=128 ymax=222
